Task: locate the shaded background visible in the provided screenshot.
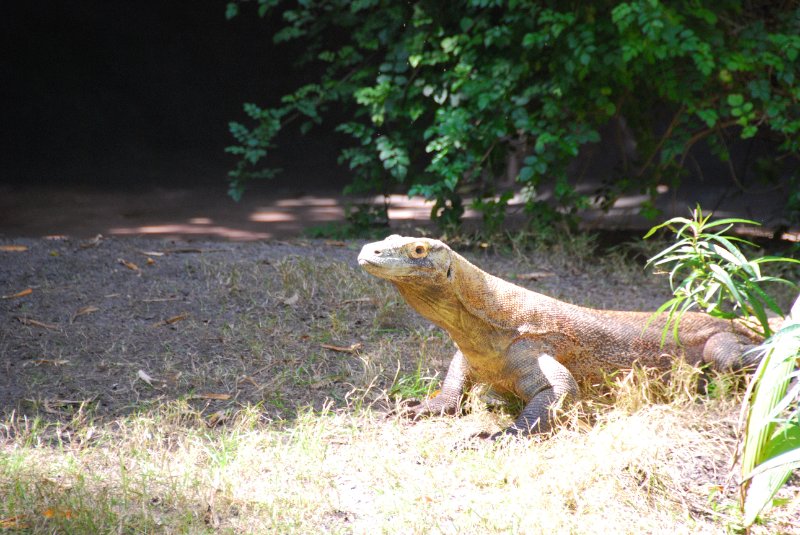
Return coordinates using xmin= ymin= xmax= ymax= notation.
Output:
xmin=1 ymin=1 xmax=348 ymax=192
xmin=0 ymin=2 xmax=794 ymax=240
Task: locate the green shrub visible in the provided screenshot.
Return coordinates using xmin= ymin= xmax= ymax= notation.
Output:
xmin=645 ymin=208 xmax=799 ymax=527
xmin=644 ymin=207 xmax=797 ymax=339
xmin=740 ymin=298 xmax=800 ymax=527
xmin=226 ymin=1 xmax=800 ymax=232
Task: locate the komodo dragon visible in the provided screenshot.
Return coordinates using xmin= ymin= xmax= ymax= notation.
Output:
xmin=358 ymin=234 xmax=764 ymax=438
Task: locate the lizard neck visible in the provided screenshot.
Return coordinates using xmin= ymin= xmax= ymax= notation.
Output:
xmin=393 ymin=278 xmax=465 ymax=333
xmin=393 ymin=276 xmax=507 ymax=366
xmin=392 ymin=250 xmax=546 ymax=338
xmin=446 ymin=250 xmax=555 ymax=331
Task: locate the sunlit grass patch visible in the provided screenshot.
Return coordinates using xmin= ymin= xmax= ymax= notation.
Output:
xmin=3 ymin=376 xmax=794 ymax=534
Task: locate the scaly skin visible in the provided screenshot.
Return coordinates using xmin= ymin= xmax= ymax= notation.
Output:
xmin=358 ymin=235 xmax=763 ymax=437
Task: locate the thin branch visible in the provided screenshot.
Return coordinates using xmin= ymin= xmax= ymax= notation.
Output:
xmin=676 ymin=119 xmax=740 ymax=169
xmin=708 ymin=118 xmax=785 ymax=194
xmin=636 ymin=104 xmax=686 ymax=178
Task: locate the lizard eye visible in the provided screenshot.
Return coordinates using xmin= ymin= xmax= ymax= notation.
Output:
xmin=409 ymin=243 xmax=429 ymax=259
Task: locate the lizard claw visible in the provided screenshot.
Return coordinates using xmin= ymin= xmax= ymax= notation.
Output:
xmin=470 ymin=426 xmax=523 ymax=442
xmin=388 ymin=397 xmax=458 ymax=421
xmin=449 ymin=427 xmax=525 ymax=451
xmin=452 ymin=429 xmax=512 ymax=450
xmin=385 ymin=398 xmax=425 ymax=421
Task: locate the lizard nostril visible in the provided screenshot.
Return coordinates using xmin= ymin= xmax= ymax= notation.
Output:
xmin=374 ymin=249 xmax=382 ymax=255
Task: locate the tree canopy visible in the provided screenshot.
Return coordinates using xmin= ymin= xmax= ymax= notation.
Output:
xmin=226 ymin=1 xmax=800 ymax=232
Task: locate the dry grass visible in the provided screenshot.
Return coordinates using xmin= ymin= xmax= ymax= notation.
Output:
xmin=1 ymin=236 xmax=798 ymax=533
xmin=4 ymin=375 xmax=798 ymax=534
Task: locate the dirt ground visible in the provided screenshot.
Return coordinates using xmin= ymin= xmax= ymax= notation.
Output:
xmin=0 ymin=233 xmax=676 ymax=425
xmin=0 ymin=236 xmax=360 ymax=421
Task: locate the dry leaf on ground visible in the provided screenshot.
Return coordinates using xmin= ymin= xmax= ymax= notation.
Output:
xmin=283 ymin=292 xmax=300 ymax=306
xmin=343 ymin=297 xmax=374 ymax=305
xmin=0 ymin=245 xmax=28 ymax=252
xmin=79 ymin=234 xmax=103 ymax=248
xmin=321 ymin=342 xmax=363 ymax=353
xmin=0 ymin=516 xmax=29 ymax=529
xmin=2 ymin=288 xmax=33 ymax=299
xmin=117 ymin=258 xmax=140 ymax=271
xmin=26 ymin=359 xmax=70 ymax=367
xmin=310 ymin=378 xmax=334 ymax=389
xmin=237 ymin=376 xmax=260 ymax=388
xmin=161 ymin=313 xmax=189 ymax=325
xmin=166 ymin=247 xmax=225 ymax=254
xmin=205 ymin=411 xmax=226 ymax=428
xmin=142 ymin=296 xmax=179 ymax=303
xmin=191 ymin=393 xmax=232 ymax=401
xmin=42 ymin=508 xmax=73 ymax=519
xmin=39 ymin=398 xmax=94 ymax=414
xmin=48 ymin=398 xmax=93 ymax=406
xmin=137 ymin=369 xmax=155 ymax=386
xmin=16 ymin=317 xmax=58 ymax=330
xmin=71 ymin=305 xmax=99 ymax=322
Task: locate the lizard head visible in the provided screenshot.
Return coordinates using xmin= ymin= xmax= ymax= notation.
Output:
xmin=358 ymin=235 xmax=452 ymax=284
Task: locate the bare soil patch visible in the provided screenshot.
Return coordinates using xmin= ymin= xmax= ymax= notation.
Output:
xmin=1 ymin=237 xmax=372 ymax=421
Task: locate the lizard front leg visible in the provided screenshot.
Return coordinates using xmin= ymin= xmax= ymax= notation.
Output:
xmin=399 ymin=349 xmax=469 ymax=419
xmin=491 ymin=338 xmax=579 ymax=438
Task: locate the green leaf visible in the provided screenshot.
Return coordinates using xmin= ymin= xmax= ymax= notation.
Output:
xmin=743 ymin=428 xmax=798 ymax=524
xmin=757 ymin=256 xmax=800 ymax=266
xmin=741 ymin=294 xmax=800 ymax=526
xmin=744 ymin=281 xmax=785 ymax=320
xmin=744 ymin=445 xmax=800 ymax=482
xmin=225 ymin=2 xmax=239 ymax=20
xmin=518 ymin=166 xmax=535 ymax=183
xmin=696 ymin=108 xmax=718 ymax=128
xmin=707 ymin=264 xmax=745 ymax=304
xmin=702 ymin=217 xmax=760 ymax=229
xmin=727 ymin=93 xmax=745 ymax=107
xmin=742 ymin=125 xmax=758 ymax=139
xmin=708 ymin=236 xmax=750 ymax=268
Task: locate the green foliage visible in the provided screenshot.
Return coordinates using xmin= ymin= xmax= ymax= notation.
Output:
xmin=645 ymin=207 xmax=799 ymax=340
xmin=646 ymin=208 xmax=800 ymax=527
xmin=740 ymin=298 xmax=800 ymax=526
xmin=472 ymin=190 xmax=514 ymax=238
xmin=226 ymin=1 xmax=800 ymax=230
xmin=303 ymin=202 xmax=390 ymax=239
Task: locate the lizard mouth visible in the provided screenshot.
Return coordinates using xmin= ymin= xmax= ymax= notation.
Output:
xmin=358 ymin=256 xmax=398 ymax=279
xmin=358 ymin=257 xmax=383 ymax=273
